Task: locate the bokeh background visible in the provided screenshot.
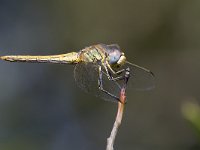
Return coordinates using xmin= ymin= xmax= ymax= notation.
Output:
xmin=0 ymin=0 xmax=200 ymax=150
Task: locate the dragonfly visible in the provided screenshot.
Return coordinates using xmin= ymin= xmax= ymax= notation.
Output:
xmin=0 ymin=44 xmax=155 ymax=102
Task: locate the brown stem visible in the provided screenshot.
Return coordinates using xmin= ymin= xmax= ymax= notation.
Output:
xmin=106 ymin=88 xmax=126 ymax=150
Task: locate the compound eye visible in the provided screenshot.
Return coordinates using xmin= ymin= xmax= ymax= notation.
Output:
xmin=108 ymin=50 xmax=121 ymax=65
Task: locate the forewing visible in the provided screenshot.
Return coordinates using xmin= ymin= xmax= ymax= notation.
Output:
xmin=124 ymin=63 xmax=155 ymax=91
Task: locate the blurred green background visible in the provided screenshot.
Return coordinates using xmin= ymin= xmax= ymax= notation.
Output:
xmin=0 ymin=0 xmax=200 ymax=150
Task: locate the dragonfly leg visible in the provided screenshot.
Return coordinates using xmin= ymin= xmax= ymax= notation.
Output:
xmin=102 ymin=62 xmax=128 ymax=83
xmin=115 ymin=68 xmax=126 ymax=75
xmin=110 ymin=68 xmax=130 ymax=83
xmin=110 ymin=75 xmax=124 ymax=81
xmin=123 ymin=67 xmax=130 ymax=88
xmin=98 ymin=66 xmax=120 ymax=101
xmin=105 ymin=61 xmax=125 ymax=75
xmin=102 ymin=63 xmax=113 ymax=80
xmin=102 ymin=62 xmax=124 ymax=78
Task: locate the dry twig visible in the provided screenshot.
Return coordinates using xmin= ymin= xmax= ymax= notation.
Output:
xmin=106 ymin=88 xmax=126 ymax=150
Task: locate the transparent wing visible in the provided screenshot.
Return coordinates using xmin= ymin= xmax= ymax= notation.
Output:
xmin=124 ymin=62 xmax=155 ymax=91
xmin=74 ymin=62 xmax=122 ymax=102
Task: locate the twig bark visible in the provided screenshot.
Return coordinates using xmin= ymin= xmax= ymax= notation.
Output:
xmin=106 ymin=88 xmax=126 ymax=150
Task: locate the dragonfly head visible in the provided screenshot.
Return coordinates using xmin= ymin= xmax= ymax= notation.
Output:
xmin=106 ymin=44 xmax=126 ymax=68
